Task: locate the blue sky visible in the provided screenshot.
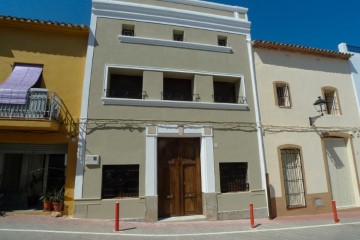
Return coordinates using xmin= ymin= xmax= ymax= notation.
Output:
xmin=0 ymin=0 xmax=359 ymax=50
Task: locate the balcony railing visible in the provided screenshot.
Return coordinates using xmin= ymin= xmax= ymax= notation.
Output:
xmin=0 ymin=88 xmax=60 ymax=121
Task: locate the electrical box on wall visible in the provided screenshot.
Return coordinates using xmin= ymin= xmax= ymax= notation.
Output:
xmin=85 ymin=155 xmax=100 ymax=165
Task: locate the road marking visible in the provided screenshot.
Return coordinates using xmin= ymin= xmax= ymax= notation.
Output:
xmin=0 ymin=221 xmax=360 ymax=237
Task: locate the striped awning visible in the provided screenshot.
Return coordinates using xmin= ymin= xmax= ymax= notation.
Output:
xmin=0 ymin=65 xmax=43 ymax=104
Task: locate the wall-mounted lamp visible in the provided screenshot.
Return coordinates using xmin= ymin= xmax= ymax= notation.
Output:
xmin=309 ymin=96 xmax=327 ymax=126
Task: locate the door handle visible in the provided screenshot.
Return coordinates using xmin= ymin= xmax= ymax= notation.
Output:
xmin=184 ymin=193 xmax=195 ymax=198
xmin=166 ymin=194 xmax=174 ymax=199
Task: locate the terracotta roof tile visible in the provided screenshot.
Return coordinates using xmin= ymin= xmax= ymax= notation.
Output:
xmin=252 ymin=40 xmax=352 ymax=60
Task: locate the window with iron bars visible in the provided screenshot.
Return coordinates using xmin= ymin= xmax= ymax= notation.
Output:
xmin=108 ymin=75 xmax=143 ymax=99
xmin=173 ymin=30 xmax=184 ymax=41
xmin=218 ymin=36 xmax=227 ymax=47
xmin=122 ymin=24 xmax=135 ymax=36
xmin=102 ymin=165 xmax=139 ymax=199
xmin=220 ymin=162 xmax=249 ymax=193
xmin=213 ymin=81 xmax=237 ymax=103
xmin=323 ymin=89 xmax=340 ymax=115
xmin=281 ymin=148 xmax=306 ymax=208
xmin=162 ymin=78 xmax=192 ymax=101
xmin=275 ymin=82 xmax=291 ymax=107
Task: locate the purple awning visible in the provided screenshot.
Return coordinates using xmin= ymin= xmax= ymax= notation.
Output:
xmin=0 ymin=65 xmax=43 ymax=104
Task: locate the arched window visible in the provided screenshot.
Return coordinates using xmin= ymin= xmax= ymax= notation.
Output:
xmin=274 ymin=82 xmax=291 ymax=107
xmin=322 ymin=87 xmax=341 ymax=115
xmin=280 ymin=147 xmax=306 ymax=208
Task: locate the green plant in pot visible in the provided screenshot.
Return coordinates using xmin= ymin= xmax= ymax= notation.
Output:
xmin=51 ymin=187 xmax=64 ymax=212
xmin=39 ymin=191 xmax=53 ymax=211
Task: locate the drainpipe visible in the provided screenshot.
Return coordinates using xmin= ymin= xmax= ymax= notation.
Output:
xmin=246 ymin=34 xmax=269 ymax=217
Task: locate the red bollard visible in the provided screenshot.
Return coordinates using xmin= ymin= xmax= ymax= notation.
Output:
xmin=115 ymin=202 xmax=120 ymax=231
xmin=332 ymin=200 xmax=339 ymax=224
xmin=250 ymin=203 xmax=255 ymax=228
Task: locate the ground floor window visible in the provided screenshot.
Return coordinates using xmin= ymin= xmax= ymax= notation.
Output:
xmin=280 ymin=148 xmax=306 ymax=208
xmin=219 ymin=162 xmax=249 ymax=193
xmin=102 ymin=165 xmax=139 ymax=199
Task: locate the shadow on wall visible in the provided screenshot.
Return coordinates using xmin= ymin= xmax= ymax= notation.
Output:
xmin=255 ymin=49 xmax=350 ymax=74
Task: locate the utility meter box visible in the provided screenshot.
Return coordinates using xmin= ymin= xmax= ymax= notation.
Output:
xmin=85 ymin=155 xmax=100 ymax=165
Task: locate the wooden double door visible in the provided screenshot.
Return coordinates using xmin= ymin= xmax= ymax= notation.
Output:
xmin=158 ymin=138 xmax=202 ymax=217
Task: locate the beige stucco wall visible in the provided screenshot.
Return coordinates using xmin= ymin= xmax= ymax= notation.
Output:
xmin=254 ymin=48 xmax=360 ymax=212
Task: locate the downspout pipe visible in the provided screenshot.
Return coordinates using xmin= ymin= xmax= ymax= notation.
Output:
xmin=246 ymin=34 xmax=269 ymax=217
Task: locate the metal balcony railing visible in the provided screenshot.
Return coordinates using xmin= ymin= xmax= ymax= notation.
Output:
xmin=0 ymin=88 xmax=60 ymax=121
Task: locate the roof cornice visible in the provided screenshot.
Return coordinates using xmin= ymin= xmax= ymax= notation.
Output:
xmin=252 ymin=40 xmax=352 ymax=60
xmin=92 ymin=0 xmax=251 ymax=35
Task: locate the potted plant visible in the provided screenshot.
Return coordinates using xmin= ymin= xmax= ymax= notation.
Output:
xmin=51 ymin=187 xmax=64 ymax=212
xmin=39 ymin=191 xmax=53 ymax=211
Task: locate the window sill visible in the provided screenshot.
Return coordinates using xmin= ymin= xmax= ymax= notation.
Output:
xmin=119 ymin=35 xmax=233 ymax=53
xmin=102 ymin=97 xmax=248 ymax=110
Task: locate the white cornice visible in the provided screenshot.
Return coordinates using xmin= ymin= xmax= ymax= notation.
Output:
xmin=119 ymin=35 xmax=232 ymax=53
xmin=102 ymin=97 xmax=249 ymax=110
xmin=161 ymin=0 xmax=248 ymax=14
xmin=92 ymin=0 xmax=251 ymax=35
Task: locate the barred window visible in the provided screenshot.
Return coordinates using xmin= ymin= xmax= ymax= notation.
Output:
xmin=163 ymin=78 xmax=192 ymax=101
xmin=275 ymin=82 xmax=291 ymax=107
xmin=102 ymin=165 xmax=139 ymax=199
xmin=281 ymin=148 xmax=306 ymax=208
xmin=213 ymin=81 xmax=236 ymax=103
xmin=218 ymin=36 xmax=227 ymax=46
xmin=173 ymin=30 xmax=184 ymax=41
xmin=220 ymin=162 xmax=249 ymax=193
xmin=122 ymin=24 xmax=135 ymax=36
xmin=108 ymin=75 xmax=143 ymax=99
xmin=323 ymin=89 xmax=340 ymax=115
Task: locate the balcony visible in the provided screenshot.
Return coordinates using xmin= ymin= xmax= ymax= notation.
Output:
xmin=0 ymin=88 xmax=62 ymax=131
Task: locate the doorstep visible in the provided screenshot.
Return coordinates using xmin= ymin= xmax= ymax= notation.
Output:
xmin=159 ymin=215 xmax=206 ymax=222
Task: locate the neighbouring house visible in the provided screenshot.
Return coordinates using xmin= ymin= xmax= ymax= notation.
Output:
xmin=253 ymin=40 xmax=360 ymax=218
xmin=338 ymin=43 xmax=360 ymax=112
xmin=74 ymin=0 xmax=268 ymax=221
xmin=0 ymin=16 xmax=88 ymax=215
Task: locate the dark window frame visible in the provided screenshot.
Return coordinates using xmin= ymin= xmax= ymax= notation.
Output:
xmin=122 ymin=24 xmax=135 ymax=36
xmin=102 ymin=165 xmax=140 ymax=199
xmin=219 ymin=162 xmax=249 ymax=193
xmin=275 ymin=82 xmax=291 ymax=107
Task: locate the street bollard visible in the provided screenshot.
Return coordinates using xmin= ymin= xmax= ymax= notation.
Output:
xmin=115 ymin=202 xmax=120 ymax=231
xmin=332 ymin=200 xmax=339 ymax=224
xmin=250 ymin=203 xmax=255 ymax=228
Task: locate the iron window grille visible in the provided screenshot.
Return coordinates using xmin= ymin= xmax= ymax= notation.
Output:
xmin=102 ymin=165 xmax=139 ymax=199
xmin=213 ymin=81 xmax=237 ymax=103
xmin=323 ymin=89 xmax=340 ymax=115
xmin=220 ymin=162 xmax=249 ymax=193
xmin=276 ymin=83 xmax=291 ymax=107
xmin=162 ymin=78 xmax=192 ymax=101
xmin=281 ymin=148 xmax=306 ymax=208
xmin=173 ymin=34 xmax=184 ymax=41
xmin=218 ymin=36 xmax=227 ymax=46
xmin=108 ymin=75 xmax=143 ymax=99
xmin=122 ymin=29 xmax=135 ymax=36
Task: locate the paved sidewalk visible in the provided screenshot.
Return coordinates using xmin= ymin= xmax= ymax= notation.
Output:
xmin=0 ymin=210 xmax=360 ymax=238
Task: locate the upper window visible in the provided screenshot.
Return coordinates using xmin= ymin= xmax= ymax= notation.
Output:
xmin=102 ymin=165 xmax=139 ymax=199
xmin=275 ymin=82 xmax=291 ymax=107
xmin=122 ymin=24 xmax=135 ymax=36
xmin=220 ymin=162 xmax=249 ymax=193
xmin=218 ymin=36 xmax=227 ymax=47
xmin=173 ymin=30 xmax=184 ymax=42
xmin=108 ymin=74 xmax=143 ymax=99
xmin=280 ymin=148 xmax=306 ymax=208
xmin=213 ymin=81 xmax=237 ymax=103
xmin=163 ymin=78 xmax=192 ymax=101
xmin=323 ymin=88 xmax=340 ymax=115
